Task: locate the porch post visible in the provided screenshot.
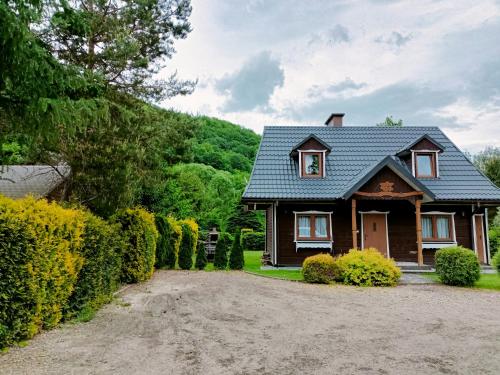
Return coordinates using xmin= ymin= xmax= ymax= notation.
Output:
xmin=351 ymin=199 xmax=357 ymax=249
xmin=415 ymin=199 xmax=423 ymax=266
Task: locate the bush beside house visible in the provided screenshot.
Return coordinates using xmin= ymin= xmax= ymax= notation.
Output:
xmin=214 ymin=232 xmax=232 ymax=269
xmin=241 ymin=230 xmax=265 ymax=251
xmin=229 ymin=228 xmax=244 ymax=270
xmin=302 ymin=254 xmax=341 ymax=284
xmin=492 ymin=251 xmax=500 ymax=274
xmin=435 ymin=246 xmax=481 ymax=286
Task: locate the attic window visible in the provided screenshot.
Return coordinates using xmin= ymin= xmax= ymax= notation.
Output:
xmin=413 ymin=152 xmax=438 ymax=178
xmin=300 ymin=151 xmax=324 ymax=178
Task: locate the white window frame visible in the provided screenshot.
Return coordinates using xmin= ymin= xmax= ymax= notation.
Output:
xmin=411 ymin=149 xmax=440 ymax=178
xmin=420 ymin=211 xmax=456 ymax=249
xmin=298 ymin=150 xmax=326 ymax=178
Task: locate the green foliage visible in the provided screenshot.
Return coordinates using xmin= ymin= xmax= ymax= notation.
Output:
xmin=302 ymin=254 xmax=341 ymax=284
xmin=192 ymin=117 xmax=261 ymax=173
xmin=229 ymin=228 xmax=244 ymax=270
xmin=178 ymin=219 xmax=199 ymax=270
xmin=492 ymin=251 xmax=500 ymax=274
xmin=376 ymin=116 xmax=403 ymax=127
xmin=65 ymin=211 xmax=123 ymax=318
xmin=473 ymin=146 xmax=500 ymax=187
xmin=489 ymin=224 xmax=500 ymax=258
xmin=0 ymin=195 xmax=84 ymax=348
xmin=113 ymin=207 xmax=158 ymax=283
xmin=435 ymin=246 xmax=481 ymax=287
xmin=336 ymin=248 xmax=401 ymax=286
xmin=155 ymin=215 xmax=183 ymax=268
xmin=195 ymin=241 xmax=208 ymax=270
xmin=214 ymin=232 xmax=232 ymax=270
xmin=0 ymin=141 xmax=30 ymax=164
xmin=38 ymin=0 xmax=195 ymax=101
xmin=241 ymin=230 xmax=265 ymax=250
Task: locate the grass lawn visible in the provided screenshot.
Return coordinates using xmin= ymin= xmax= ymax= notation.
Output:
xmin=423 ymin=272 xmax=500 ymax=291
xmin=243 ymin=251 xmax=303 ymax=281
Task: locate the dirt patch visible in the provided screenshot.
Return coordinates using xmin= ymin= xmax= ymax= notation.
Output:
xmin=1 ymin=271 xmax=499 ymax=374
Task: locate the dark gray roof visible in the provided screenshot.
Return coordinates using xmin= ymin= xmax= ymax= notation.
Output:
xmin=242 ymin=126 xmax=500 ymax=202
xmin=0 ymin=165 xmax=69 ymax=199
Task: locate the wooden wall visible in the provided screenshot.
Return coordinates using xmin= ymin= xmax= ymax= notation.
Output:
xmin=274 ymin=200 xmax=477 ymax=266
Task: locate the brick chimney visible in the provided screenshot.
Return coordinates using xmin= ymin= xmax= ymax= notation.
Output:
xmin=325 ymin=113 xmax=344 ymax=127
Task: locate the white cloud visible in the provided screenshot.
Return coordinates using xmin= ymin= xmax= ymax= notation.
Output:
xmin=162 ymin=0 xmax=500 ymax=152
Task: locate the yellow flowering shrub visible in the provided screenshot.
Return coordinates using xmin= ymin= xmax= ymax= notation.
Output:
xmin=0 ymin=195 xmax=84 ymax=347
xmin=336 ymin=248 xmax=401 ymax=287
xmin=302 ymin=253 xmax=341 ymax=284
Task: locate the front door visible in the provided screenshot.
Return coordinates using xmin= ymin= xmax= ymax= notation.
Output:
xmin=474 ymin=215 xmax=486 ymax=264
xmin=362 ymin=214 xmax=388 ymax=257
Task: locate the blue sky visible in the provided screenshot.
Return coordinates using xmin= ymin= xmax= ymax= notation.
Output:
xmin=162 ymin=0 xmax=500 ymax=152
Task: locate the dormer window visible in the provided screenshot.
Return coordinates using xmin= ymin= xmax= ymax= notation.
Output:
xmin=300 ymin=151 xmax=324 ymax=178
xmin=413 ymin=151 xmax=438 ymax=178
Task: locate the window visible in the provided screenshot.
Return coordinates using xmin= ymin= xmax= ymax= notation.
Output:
xmin=301 ymin=152 xmax=323 ymax=178
xmin=421 ymin=215 xmax=453 ymax=241
xmin=296 ymin=214 xmax=331 ymax=240
xmin=415 ymin=152 xmax=436 ymax=178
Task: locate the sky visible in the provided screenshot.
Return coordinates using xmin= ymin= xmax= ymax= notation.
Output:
xmin=161 ymin=0 xmax=500 ymax=153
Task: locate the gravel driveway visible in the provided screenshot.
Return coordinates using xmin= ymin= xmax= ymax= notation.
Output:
xmin=1 ymin=271 xmax=499 ymax=375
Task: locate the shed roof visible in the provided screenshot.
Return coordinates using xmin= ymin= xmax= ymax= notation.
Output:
xmin=0 ymin=165 xmax=69 ymax=199
xmin=242 ymin=126 xmax=500 ymax=202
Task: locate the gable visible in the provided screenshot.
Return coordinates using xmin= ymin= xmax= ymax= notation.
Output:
xmin=357 ymin=167 xmax=416 ymax=195
xmin=411 ymin=138 xmax=442 ymax=151
xmin=298 ymin=138 xmax=328 ymax=151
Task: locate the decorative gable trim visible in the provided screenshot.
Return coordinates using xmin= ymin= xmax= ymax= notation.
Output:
xmin=396 ymin=134 xmax=445 ymax=157
xmin=290 ymin=134 xmax=332 ymax=156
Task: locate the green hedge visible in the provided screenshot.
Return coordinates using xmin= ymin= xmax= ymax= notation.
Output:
xmin=178 ymin=219 xmax=199 ymax=270
xmin=65 ymin=212 xmax=123 ymax=318
xmin=155 ymin=215 xmax=182 ymax=268
xmin=113 ymin=207 xmax=158 ymax=283
xmin=435 ymin=246 xmax=480 ymax=286
xmin=336 ymin=248 xmax=401 ymax=286
xmin=241 ymin=230 xmax=265 ymax=250
xmin=493 ymin=251 xmax=500 ymax=274
xmin=302 ymin=254 xmax=341 ymax=284
xmin=0 ymin=195 xmax=84 ymax=348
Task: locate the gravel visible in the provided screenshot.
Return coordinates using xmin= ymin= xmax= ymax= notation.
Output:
xmin=1 ymin=271 xmax=499 ymax=375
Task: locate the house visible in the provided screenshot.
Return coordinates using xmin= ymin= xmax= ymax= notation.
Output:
xmin=242 ymin=113 xmax=500 ymax=266
xmin=0 ymin=165 xmax=70 ymax=200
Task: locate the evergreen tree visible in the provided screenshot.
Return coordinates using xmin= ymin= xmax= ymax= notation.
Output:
xmin=178 ymin=222 xmax=194 ymax=270
xmin=214 ymin=232 xmax=231 ymax=270
xmin=229 ymin=228 xmax=244 ymax=270
xmin=195 ymin=240 xmax=208 ymax=270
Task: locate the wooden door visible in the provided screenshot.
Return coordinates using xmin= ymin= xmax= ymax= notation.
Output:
xmin=474 ymin=215 xmax=486 ymax=264
xmin=363 ymin=214 xmax=388 ymax=257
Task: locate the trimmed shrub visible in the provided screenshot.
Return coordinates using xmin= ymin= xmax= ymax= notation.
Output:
xmin=241 ymin=230 xmax=265 ymax=251
xmin=489 ymin=225 xmax=500 ymax=258
xmin=214 ymin=232 xmax=232 ymax=270
xmin=0 ymin=195 xmax=84 ymax=348
xmin=302 ymin=254 xmax=341 ymax=284
xmin=229 ymin=228 xmax=244 ymax=270
xmin=113 ymin=207 xmax=158 ymax=283
xmin=492 ymin=251 xmax=500 ymax=274
xmin=65 ymin=212 xmax=123 ymax=318
xmin=178 ymin=219 xmax=199 ymax=270
xmin=195 ymin=240 xmax=208 ymax=270
xmin=336 ymin=248 xmax=401 ymax=287
xmin=435 ymin=246 xmax=480 ymax=286
xmin=155 ymin=215 xmax=182 ymax=268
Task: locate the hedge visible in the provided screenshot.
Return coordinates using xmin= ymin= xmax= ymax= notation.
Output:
xmin=336 ymin=248 xmax=401 ymax=286
xmin=435 ymin=246 xmax=480 ymax=286
xmin=241 ymin=230 xmax=265 ymax=251
xmin=65 ymin=212 xmax=123 ymax=318
xmin=155 ymin=215 xmax=182 ymax=268
xmin=178 ymin=219 xmax=199 ymax=270
xmin=302 ymin=254 xmax=341 ymax=284
xmin=0 ymin=195 xmax=84 ymax=348
xmin=493 ymin=251 xmax=500 ymax=274
xmin=113 ymin=207 xmax=158 ymax=283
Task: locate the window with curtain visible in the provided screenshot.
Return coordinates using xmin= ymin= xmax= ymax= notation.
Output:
xmin=301 ymin=152 xmax=323 ymax=177
xmin=421 ymin=215 xmax=452 ymax=241
xmin=415 ymin=153 xmax=436 ymax=178
xmin=296 ymin=214 xmax=331 ymax=240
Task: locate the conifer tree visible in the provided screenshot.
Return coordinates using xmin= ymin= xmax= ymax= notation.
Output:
xmin=195 ymin=240 xmax=208 ymax=270
xmin=229 ymin=228 xmax=244 ymax=270
xmin=214 ymin=232 xmax=231 ymax=270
